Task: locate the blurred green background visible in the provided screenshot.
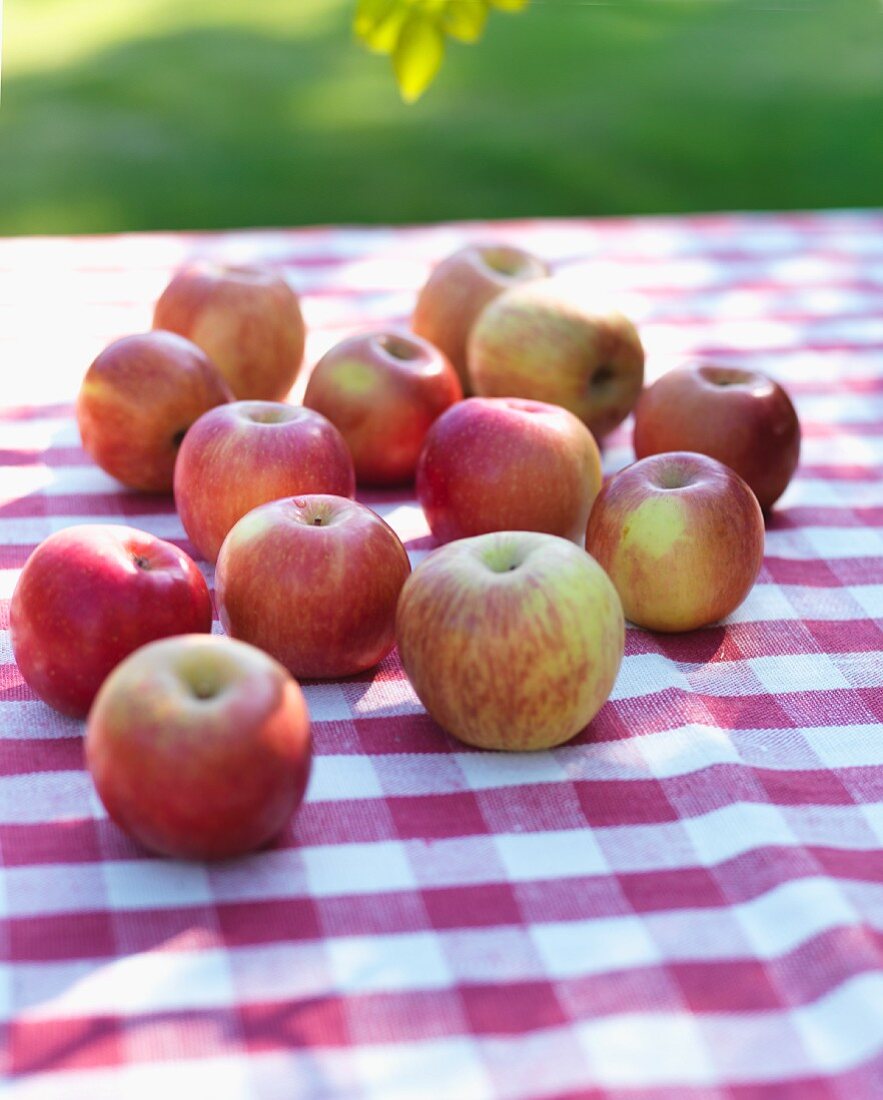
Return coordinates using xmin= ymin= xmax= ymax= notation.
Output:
xmin=2 ymin=0 xmax=882 ymax=235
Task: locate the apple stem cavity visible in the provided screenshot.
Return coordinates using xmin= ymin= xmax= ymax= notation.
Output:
xmin=481 ymin=248 xmax=526 ymax=278
xmin=591 ymin=365 xmax=615 ymax=388
xmin=376 ymin=334 xmax=419 ymax=362
xmin=700 ymin=365 xmax=754 ymax=388
xmin=655 ymin=469 xmax=692 ymax=491
xmin=171 ymin=428 xmax=188 ymax=449
xmin=132 ymin=555 xmax=151 ymax=570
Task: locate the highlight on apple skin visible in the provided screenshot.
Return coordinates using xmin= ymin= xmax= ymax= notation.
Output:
xmin=585 ymin=451 xmax=765 ymax=633
xmin=86 ymin=634 xmax=312 ymax=861
xmin=632 ymin=362 xmax=801 ymax=511
xmin=416 ymin=396 xmax=603 ymax=546
xmin=413 ymin=243 xmax=549 ymax=394
xmin=153 ymin=262 xmax=306 ymax=401
xmin=467 ymin=278 xmax=645 ymax=441
xmin=396 ymin=531 xmax=625 ymax=752
xmin=174 ymin=400 xmax=356 ymax=564
xmin=216 ymin=494 xmax=411 ymax=680
xmin=76 ymin=331 xmax=233 ymax=493
xmin=302 ymin=329 xmax=462 ymax=486
xmin=11 ymin=525 xmax=213 ymax=718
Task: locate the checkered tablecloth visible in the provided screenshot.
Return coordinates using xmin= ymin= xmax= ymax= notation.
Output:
xmin=1 ymin=213 xmax=882 ymax=1099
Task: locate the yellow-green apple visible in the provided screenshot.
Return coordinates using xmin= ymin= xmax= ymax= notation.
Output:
xmin=216 ymin=495 xmax=411 ymax=679
xmin=153 ymin=263 xmax=306 ymax=401
xmin=11 ymin=525 xmax=213 ymax=718
xmin=585 ymin=451 xmax=765 ymax=633
xmin=85 ymin=634 xmax=311 ymax=860
xmin=302 ymin=330 xmax=462 ymax=486
xmin=76 ymin=331 xmax=233 ymax=492
xmin=633 ymin=363 xmax=801 ymax=511
xmin=396 ymin=531 xmax=624 ymax=751
xmin=174 ymin=400 xmax=355 ymax=563
xmin=468 ymin=279 xmax=645 ymax=441
xmin=416 ymin=396 xmax=602 ymax=545
xmin=413 ymin=244 xmax=549 ymax=393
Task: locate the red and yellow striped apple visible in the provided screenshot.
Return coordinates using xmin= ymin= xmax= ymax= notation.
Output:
xmin=633 ymin=362 xmax=801 ymax=511
xmin=586 ymin=451 xmax=765 ymax=633
xmin=11 ymin=525 xmax=213 ymax=718
xmin=396 ymin=531 xmax=625 ymax=751
xmin=76 ymin=331 xmax=233 ymax=492
xmin=416 ymin=396 xmax=602 ymax=545
xmin=174 ymin=401 xmax=355 ymax=563
xmin=468 ymin=279 xmax=645 ymax=441
xmin=86 ymin=634 xmax=311 ymax=860
xmin=216 ymin=495 xmax=411 ymax=679
xmin=154 ymin=263 xmax=306 ymax=401
xmin=303 ymin=330 xmax=462 ymax=486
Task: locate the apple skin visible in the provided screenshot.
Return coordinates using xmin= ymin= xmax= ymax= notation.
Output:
xmin=396 ymin=531 xmax=624 ymax=751
xmin=302 ymin=330 xmax=462 ymax=486
xmin=85 ymin=634 xmax=311 ymax=860
xmin=585 ymin=451 xmax=765 ymax=633
xmin=416 ymin=396 xmax=603 ymax=545
xmin=216 ymin=495 xmax=411 ymax=679
xmin=468 ymin=279 xmax=645 ymax=441
xmin=153 ymin=263 xmax=306 ymax=401
xmin=10 ymin=525 xmax=213 ymax=718
xmin=174 ymin=401 xmax=356 ymax=564
xmin=632 ymin=363 xmax=801 ymax=511
xmin=76 ymin=331 xmax=233 ymax=492
xmin=413 ymin=244 xmax=549 ymax=394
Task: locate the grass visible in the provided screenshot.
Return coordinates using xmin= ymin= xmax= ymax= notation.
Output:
xmin=1 ymin=0 xmax=881 ymax=235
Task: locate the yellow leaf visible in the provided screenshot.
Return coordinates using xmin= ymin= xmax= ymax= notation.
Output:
xmin=355 ymin=0 xmax=395 ymax=34
xmin=393 ymin=15 xmax=446 ymax=103
xmin=355 ymin=0 xmax=408 ymax=54
xmin=442 ymin=0 xmax=489 ymax=44
xmin=488 ymin=0 xmax=529 ymax=11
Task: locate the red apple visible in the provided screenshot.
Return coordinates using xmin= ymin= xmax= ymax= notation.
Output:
xmin=216 ymin=495 xmax=410 ymax=679
xmin=396 ymin=531 xmax=624 ymax=751
xmin=10 ymin=525 xmax=213 ymax=718
xmin=633 ymin=362 xmax=801 ymax=510
xmin=468 ymin=279 xmax=645 ymax=441
xmin=413 ymin=244 xmax=549 ymax=394
xmin=76 ymin=331 xmax=233 ymax=492
xmin=86 ymin=634 xmax=311 ymax=860
xmin=174 ymin=401 xmax=356 ymax=564
xmin=416 ymin=396 xmax=602 ymax=545
xmin=585 ymin=452 xmax=765 ymax=633
xmin=302 ymin=330 xmax=462 ymax=486
xmin=153 ymin=263 xmax=306 ymax=401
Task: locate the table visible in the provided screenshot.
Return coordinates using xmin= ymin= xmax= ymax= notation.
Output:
xmin=1 ymin=213 xmax=882 ymax=1099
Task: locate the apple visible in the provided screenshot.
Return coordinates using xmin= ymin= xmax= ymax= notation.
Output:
xmin=412 ymin=244 xmax=549 ymax=393
xmin=632 ymin=362 xmax=801 ymax=510
xmin=396 ymin=531 xmax=624 ymax=751
xmin=585 ymin=451 xmax=765 ymax=633
xmin=76 ymin=331 xmax=233 ymax=492
xmin=302 ymin=330 xmax=462 ymax=486
xmin=153 ymin=263 xmax=306 ymax=401
xmin=468 ymin=279 xmax=645 ymax=441
xmin=86 ymin=634 xmax=311 ymax=860
xmin=216 ymin=495 xmax=411 ymax=679
xmin=10 ymin=525 xmax=213 ymax=718
xmin=174 ymin=400 xmax=356 ymax=563
xmin=416 ymin=396 xmax=602 ymax=545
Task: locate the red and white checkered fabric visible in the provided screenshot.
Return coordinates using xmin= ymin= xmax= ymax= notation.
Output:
xmin=1 ymin=213 xmax=882 ymax=1099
